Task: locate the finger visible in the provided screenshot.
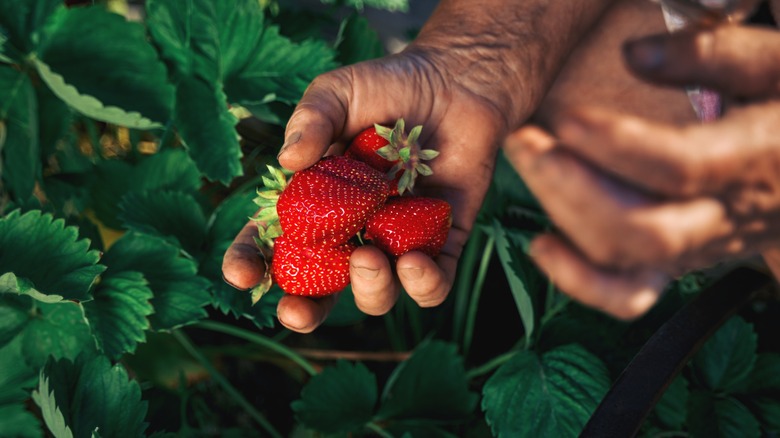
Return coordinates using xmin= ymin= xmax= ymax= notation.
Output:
xmin=505 ymin=128 xmax=732 ymax=269
xmin=549 ymin=108 xmax=729 ymax=197
xmin=396 ymin=251 xmax=454 ymax=308
xmin=350 ymin=246 xmax=401 ymax=315
xmin=623 ymin=25 xmax=780 ymax=98
xmin=222 ymin=220 xmax=265 ymax=290
xmin=530 ymin=234 xmax=670 ymax=320
xmin=276 ymin=293 xmax=339 ymax=334
xmin=278 ymin=72 xmax=351 ymax=171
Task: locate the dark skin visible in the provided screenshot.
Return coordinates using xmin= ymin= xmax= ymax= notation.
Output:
xmin=223 ymin=0 xmax=621 ymax=332
xmin=506 ymin=1 xmax=780 ymax=319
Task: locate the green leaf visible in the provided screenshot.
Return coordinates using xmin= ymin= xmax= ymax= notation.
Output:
xmin=210 ymin=281 xmax=280 ymax=330
xmin=83 ymin=271 xmax=154 ymax=360
xmin=691 ymin=316 xmax=757 ymax=393
xmin=20 ymin=300 xmax=96 ymax=370
xmin=482 ymin=344 xmax=611 ymax=438
xmin=118 ymin=190 xmax=208 ymax=257
xmin=101 ymin=232 xmax=211 ymax=331
xmin=0 ymin=66 xmax=40 ymax=201
xmin=492 ymin=219 xmax=535 ymax=344
xmin=0 ymin=294 xmax=31 ymax=347
xmin=34 ymin=7 xmax=174 ymax=128
xmin=378 ymin=339 xmax=478 ymax=421
xmin=292 ymin=360 xmax=378 ymax=434
xmin=91 ymin=148 xmax=202 ymax=229
xmin=321 ymin=0 xmax=409 ymax=12
xmin=335 ymin=14 xmax=384 ymax=66
xmin=322 ymin=285 xmax=367 ymax=326
xmin=173 ymin=75 xmax=241 ymax=185
xmin=746 ymin=353 xmax=780 ymax=394
xmin=32 ymin=355 xmax=149 ymax=438
xmin=0 ymin=336 xmax=42 ymax=438
xmin=745 ymin=353 xmax=780 ymax=432
xmin=652 ymin=374 xmax=689 ymax=431
xmin=688 ymin=391 xmax=760 ymax=438
xmin=0 ymin=0 xmax=61 ymax=56
xmin=146 ymin=0 xmax=337 ymax=183
xmin=0 ymin=210 xmax=104 ymax=302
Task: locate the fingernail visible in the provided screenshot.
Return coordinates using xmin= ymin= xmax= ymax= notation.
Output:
xmin=399 ymin=267 xmax=423 ymax=280
xmin=352 ymin=265 xmax=380 ymax=280
xmin=278 ymin=131 xmax=301 ymax=159
xmin=222 ymin=274 xmax=246 ymax=291
xmin=623 ymin=36 xmax=666 ymax=72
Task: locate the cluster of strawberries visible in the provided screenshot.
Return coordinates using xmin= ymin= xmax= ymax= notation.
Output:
xmin=250 ymin=119 xmax=451 ymax=301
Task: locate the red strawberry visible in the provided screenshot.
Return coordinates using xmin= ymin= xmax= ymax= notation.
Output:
xmin=271 ymin=235 xmax=356 ymax=296
xmin=364 ymin=196 xmax=452 ymax=258
xmin=276 ymin=155 xmax=390 ymax=246
xmin=345 ymin=119 xmax=440 ymax=195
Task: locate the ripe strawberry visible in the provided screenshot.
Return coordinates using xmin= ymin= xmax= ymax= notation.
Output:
xmin=345 ymin=119 xmax=440 ymax=195
xmin=276 ymin=155 xmax=390 ymax=246
xmin=271 ymin=235 xmax=356 ymax=296
xmin=364 ymin=196 xmax=452 ymax=258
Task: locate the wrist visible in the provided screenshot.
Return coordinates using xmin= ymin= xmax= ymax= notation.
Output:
xmin=406 ymin=0 xmax=618 ymax=129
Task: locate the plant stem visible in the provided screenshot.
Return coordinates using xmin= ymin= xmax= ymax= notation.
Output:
xmin=462 ymin=234 xmax=495 ymax=357
xmin=172 ymin=330 xmax=283 ymax=438
xmin=366 ymin=422 xmax=394 ymax=438
xmin=452 ymin=229 xmax=484 ymax=343
xmin=466 ymin=349 xmax=519 ymax=381
xmin=194 ymin=320 xmax=318 ymax=376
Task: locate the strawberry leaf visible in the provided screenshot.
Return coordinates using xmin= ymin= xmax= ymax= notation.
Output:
xmin=325 ymin=0 xmax=409 ymax=12
xmin=0 ymin=66 xmax=39 ymax=202
xmin=33 ymin=6 xmax=174 ymax=129
xmin=0 ymin=0 xmax=60 ymax=57
xmin=335 ymin=14 xmax=384 ymax=65
xmin=91 ymin=148 xmax=202 ymax=230
xmin=377 ymin=339 xmax=477 ymax=422
xmin=118 ymin=190 xmax=208 ymax=258
xmin=32 ymin=355 xmax=149 ymax=438
xmin=101 ymin=232 xmax=211 ymax=331
xmin=200 ymin=190 xmax=280 ymax=329
xmin=0 ymin=210 xmax=104 ymax=302
xmin=688 ymin=391 xmax=760 ymax=438
xmin=18 ymin=299 xmax=97 ymax=370
xmin=691 ymin=316 xmax=757 ymax=393
xmin=146 ymin=0 xmax=336 ymax=183
xmin=651 ymin=374 xmax=689 ymax=431
xmin=82 ymin=271 xmax=154 ymax=360
xmin=492 ymin=219 xmax=535 ymax=344
xmin=0 ymin=336 xmax=42 ymax=438
xmin=172 ymin=75 xmax=241 ymax=185
xmin=211 ymin=281 xmax=280 ymax=330
xmin=292 ymin=360 xmax=378 ymax=434
xmin=482 ymin=344 xmax=610 ymax=437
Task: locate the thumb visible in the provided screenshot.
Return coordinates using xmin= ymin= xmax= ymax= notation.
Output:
xmin=623 ymin=25 xmax=780 ymax=98
xmin=278 ymin=72 xmax=351 ymax=171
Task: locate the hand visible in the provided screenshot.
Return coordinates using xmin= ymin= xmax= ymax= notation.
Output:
xmin=224 ymin=50 xmax=506 ymax=332
xmin=505 ymin=23 xmax=780 ymax=319
xmin=222 ymin=0 xmax=620 ymax=333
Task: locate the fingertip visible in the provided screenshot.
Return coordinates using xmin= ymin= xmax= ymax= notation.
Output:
xmin=396 ymin=251 xmax=450 ymax=308
xmin=350 ymin=246 xmax=400 ymax=315
xmin=277 ymin=294 xmax=338 ymax=333
xmin=221 ymin=243 xmax=265 ymax=290
xmin=529 ymin=234 xmax=668 ymax=320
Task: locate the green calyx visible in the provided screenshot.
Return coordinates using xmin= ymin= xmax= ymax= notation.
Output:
xmin=249 ymin=164 xmax=289 ymax=304
xmin=375 ymin=118 xmax=440 ymax=195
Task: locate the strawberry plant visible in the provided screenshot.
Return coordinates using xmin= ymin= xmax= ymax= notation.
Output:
xmin=1 ymin=1 xmax=779 ymax=437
